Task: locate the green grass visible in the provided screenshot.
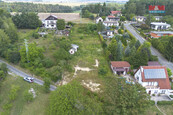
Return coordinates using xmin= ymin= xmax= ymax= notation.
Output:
xmin=0 ymin=75 xmax=50 ymax=115
xmin=158 ymin=105 xmax=173 ymax=115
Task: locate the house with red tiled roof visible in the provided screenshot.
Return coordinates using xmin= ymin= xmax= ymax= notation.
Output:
xmin=110 ymin=61 xmax=131 ymax=75
xmin=110 ymin=11 xmax=122 ymax=17
xmin=134 ymin=66 xmax=171 ymax=95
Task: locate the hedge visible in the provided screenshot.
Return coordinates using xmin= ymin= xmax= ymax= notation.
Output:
xmin=150 ymin=100 xmax=155 ymax=105
xmin=157 ymin=101 xmax=173 ymax=105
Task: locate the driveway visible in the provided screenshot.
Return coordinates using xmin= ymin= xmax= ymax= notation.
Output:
xmin=151 ymin=94 xmax=171 ymax=102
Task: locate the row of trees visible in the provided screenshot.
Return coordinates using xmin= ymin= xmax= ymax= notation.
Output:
xmin=48 ymin=77 xmax=151 ymax=114
xmin=123 ymin=0 xmax=173 ymax=20
xmin=0 ymin=2 xmax=74 ymax=13
xmin=151 ymin=36 xmax=173 ymax=62
xmin=12 ymin=12 xmax=42 ymax=29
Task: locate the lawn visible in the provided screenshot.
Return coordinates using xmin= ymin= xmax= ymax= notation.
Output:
xmin=0 ymin=75 xmax=50 ymax=115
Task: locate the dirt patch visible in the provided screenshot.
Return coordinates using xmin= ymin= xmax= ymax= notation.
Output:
xmin=93 ymin=59 xmax=99 ymax=67
xmin=29 ymin=88 xmax=36 ymax=98
xmin=82 ymin=80 xmax=101 ymax=92
xmin=73 ymin=65 xmax=94 ymax=77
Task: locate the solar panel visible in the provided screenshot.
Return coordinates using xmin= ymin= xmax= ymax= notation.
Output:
xmin=144 ymin=69 xmax=166 ymax=79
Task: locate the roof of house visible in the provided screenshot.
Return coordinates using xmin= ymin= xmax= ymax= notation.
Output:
xmin=151 ymin=22 xmax=171 ymax=26
xmin=71 ymin=44 xmax=79 ymax=49
xmin=111 ymin=61 xmax=130 ymax=68
xmin=136 ymin=66 xmax=171 ymax=89
xmin=136 ymin=16 xmax=146 ymax=19
xmin=148 ymin=61 xmax=161 ymax=66
xmin=111 ymin=11 xmax=121 ymax=15
xmin=96 ymin=17 xmax=103 ymax=20
xmin=154 ymin=16 xmax=163 ymax=18
xmin=45 ymin=15 xmax=58 ymax=20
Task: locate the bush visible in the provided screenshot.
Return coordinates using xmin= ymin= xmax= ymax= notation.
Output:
xmin=157 ymin=101 xmax=173 ymax=105
xmin=152 ymin=94 xmax=155 ymax=96
xmin=158 ymin=93 xmax=161 ymax=96
xmin=2 ymin=103 xmax=13 ymax=110
xmin=42 ymin=58 xmax=54 ymax=68
xmin=80 ymin=36 xmax=83 ymax=39
xmin=24 ymin=90 xmax=33 ymax=103
xmin=170 ymin=95 xmax=173 ymax=98
xmin=33 ymin=32 xmax=39 ymax=39
xmin=150 ymin=100 xmax=155 ymax=105
xmin=98 ymin=66 xmax=107 ymax=76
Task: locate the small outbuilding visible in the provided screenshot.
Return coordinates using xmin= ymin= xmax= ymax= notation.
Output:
xmin=110 ymin=61 xmax=131 ymax=75
xmin=69 ymin=44 xmax=79 ymax=55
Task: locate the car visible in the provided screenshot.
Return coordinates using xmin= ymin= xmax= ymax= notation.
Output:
xmin=23 ymin=77 xmax=34 ymax=83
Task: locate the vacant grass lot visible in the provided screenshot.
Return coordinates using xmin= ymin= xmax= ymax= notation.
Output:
xmin=0 ymin=75 xmax=50 ymax=115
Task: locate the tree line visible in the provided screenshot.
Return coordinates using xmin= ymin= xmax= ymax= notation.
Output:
xmin=151 ymin=36 xmax=173 ymax=62
xmin=0 ymin=2 xmax=75 ymax=13
xmin=123 ymin=0 xmax=173 ymax=20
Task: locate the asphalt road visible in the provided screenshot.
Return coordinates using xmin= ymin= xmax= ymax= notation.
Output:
xmin=0 ymin=59 xmax=57 ymax=91
xmin=124 ymin=23 xmax=173 ymax=73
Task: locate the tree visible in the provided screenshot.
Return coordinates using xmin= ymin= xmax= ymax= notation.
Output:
xmin=120 ymin=16 xmax=126 ymax=21
xmin=125 ymin=45 xmax=131 ymax=57
xmin=108 ymin=39 xmax=117 ymax=61
xmin=47 ymin=82 xmax=103 ymax=115
xmin=117 ymin=41 xmax=123 ymax=61
xmin=7 ymin=51 xmax=21 ymax=64
xmin=104 ymin=76 xmax=150 ymax=115
xmin=9 ymin=85 xmax=20 ymax=101
xmin=135 ymin=40 xmax=141 ymax=50
xmin=167 ymin=68 xmax=172 ymax=77
xmin=0 ymin=63 xmax=8 ymax=78
xmin=43 ymin=77 xmax=51 ymax=93
xmin=24 ymin=90 xmax=33 ymax=103
xmin=56 ymin=19 xmax=65 ymax=30
xmin=19 ymin=43 xmax=44 ymax=65
xmin=165 ymin=37 xmax=173 ymax=62
xmin=0 ymin=29 xmax=10 ymax=57
xmin=97 ymin=22 xmax=105 ymax=32
xmin=12 ymin=12 xmax=41 ymax=29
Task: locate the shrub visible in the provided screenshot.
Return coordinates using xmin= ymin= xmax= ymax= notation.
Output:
xmin=24 ymin=90 xmax=33 ymax=103
xmin=150 ymin=100 xmax=155 ymax=105
xmin=42 ymin=58 xmax=54 ymax=68
xmin=2 ymin=103 xmax=12 ymax=110
xmin=33 ymin=32 xmax=39 ymax=39
xmin=158 ymin=93 xmax=161 ymax=96
xmin=170 ymin=95 xmax=173 ymax=98
xmin=157 ymin=101 xmax=173 ymax=105
xmin=98 ymin=66 xmax=107 ymax=76
xmin=80 ymin=36 xmax=83 ymax=39
xmin=152 ymin=94 xmax=155 ymax=96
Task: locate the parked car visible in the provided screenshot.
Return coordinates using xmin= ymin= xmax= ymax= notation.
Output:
xmin=23 ymin=77 xmax=34 ymax=83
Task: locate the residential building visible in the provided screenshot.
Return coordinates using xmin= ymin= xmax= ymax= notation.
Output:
xmin=134 ymin=66 xmax=171 ymax=95
xmin=150 ymin=22 xmax=171 ymax=30
xmin=110 ymin=61 xmax=131 ymax=75
xmin=134 ymin=16 xmax=146 ymax=22
xmin=106 ymin=16 xmax=120 ymax=21
xmin=110 ymin=11 xmax=122 ymax=17
xmin=42 ymin=15 xmax=58 ymax=29
xmin=150 ymin=31 xmax=173 ymax=38
xmin=154 ymin=16 xmax=163 ymax=21
xmin=96 ymin=17 xmax=103 ymax=24
xmin=103 ymin=21 xmax=119 ymax=27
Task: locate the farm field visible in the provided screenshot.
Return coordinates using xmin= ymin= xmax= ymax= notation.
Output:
xmin=38 ymin=13 xmax=94 ymax=23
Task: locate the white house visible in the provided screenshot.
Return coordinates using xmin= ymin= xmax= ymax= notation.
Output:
xmin=110 ymin=61 xmax=131 ymax=75
xmin=96 ymin=17 xmax=103 ymax=24
xmin=133 ymin=16 xmax=146 ymax=22
xmin=106 ymin=30 xmax=114 ymax=36
xmin=106 ymin=16 xmax=120 ymax=21
xmin=42 ymin=15 xmax=58 ymax=29
xmin=134 ymin=66 xmax=171 ymax=95
xmin=150 ymin=22 xmax=171 ymax=30
xmin=103 ymin=21 xmax=119 ymax=27
xmin=154 ymin=16 xmax=163 ymax=21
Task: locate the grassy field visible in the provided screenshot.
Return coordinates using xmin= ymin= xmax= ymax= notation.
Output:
xmin=0 ymin=75 xmax=50 ymax=115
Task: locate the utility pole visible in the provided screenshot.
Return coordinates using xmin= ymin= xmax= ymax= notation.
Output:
xmin=24 ymin=39 xmax=29 ymax=63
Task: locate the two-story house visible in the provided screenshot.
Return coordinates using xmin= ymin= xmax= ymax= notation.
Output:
xmin=150 ymin=22 xmax=171 ymax=30
xmin=42 ymin=15 xmax=58 ymax=29
xmin=134 ymin=66 xmax=171 ymax=95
